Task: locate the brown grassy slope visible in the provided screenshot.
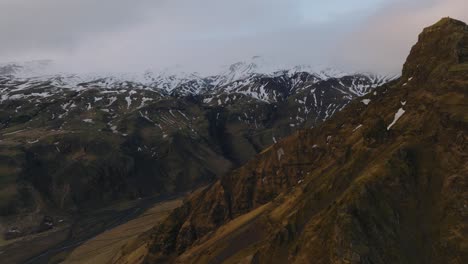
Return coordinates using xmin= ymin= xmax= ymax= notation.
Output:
xmin=62 ymin=199 xmax=182 ymax=264
xmin=120 ymin=17 xmax=468 ymax=264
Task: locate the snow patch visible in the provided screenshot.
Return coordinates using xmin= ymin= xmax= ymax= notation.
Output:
xmin=361 ymin=99 xmax=371 ymax=105
xmin=353 ymin=124 xmax=363 ymax=132
xmin=387 ymin=108 xmax=406 ymax=130
xmin=107 ymin=96 xmax=117 ymax=106
xmin=125 ymin=96 xmax=132 ymax=109
xmin=277 ymin=148 xmax=285 ymax=161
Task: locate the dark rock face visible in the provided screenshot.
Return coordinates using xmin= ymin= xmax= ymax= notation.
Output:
xmin=128 ymin=18 xmax=468 ymax=264
xmin=459 ymin=33 xmax=468 ymax=63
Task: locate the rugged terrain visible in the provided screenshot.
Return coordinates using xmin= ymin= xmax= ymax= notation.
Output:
xmin=0 ymin=56 xmax=394 ymax=246
xmin=116 ymin=18 xmax=468 ymax=264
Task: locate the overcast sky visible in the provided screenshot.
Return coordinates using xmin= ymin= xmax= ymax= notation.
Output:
xmin=0 ymin=0 xmax=467 ymax=74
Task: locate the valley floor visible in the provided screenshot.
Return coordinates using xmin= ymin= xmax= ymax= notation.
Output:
xmin=0 ymin=196 xmax=183 ymax=264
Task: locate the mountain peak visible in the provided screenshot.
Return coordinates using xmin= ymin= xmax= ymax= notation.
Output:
xmin=401 ymin=17 xmax=468 ymax=82
xmin=433 ymin=17 xmax=467 ymax=27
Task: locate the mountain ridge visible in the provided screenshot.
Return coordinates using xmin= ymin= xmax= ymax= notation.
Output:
xmin=0 ymin=57 xmax=397 ymax=97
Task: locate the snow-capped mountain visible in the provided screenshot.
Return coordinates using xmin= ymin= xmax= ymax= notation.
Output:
xmin=0 ymin=58 xmax=398 ymax=152
xmin=0 ymin=58 xmax=397 ymax=99
xmin=0 ymin=57 xmax=398 ymax=165
xmin=0 ymin=57 xmax=397 ymax=244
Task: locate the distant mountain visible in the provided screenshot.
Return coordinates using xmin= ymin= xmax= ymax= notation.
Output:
xmin=0 ymin=57 xmax=396 ymax=96
xmin=116 ymin=18 xmax=468 ymax=264
xmin=0 ymin=57 xmax=396 ymax=245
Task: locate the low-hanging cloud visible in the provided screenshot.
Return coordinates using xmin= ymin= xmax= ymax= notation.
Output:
xmin=0 ymin=0 xmax=466 ymax=75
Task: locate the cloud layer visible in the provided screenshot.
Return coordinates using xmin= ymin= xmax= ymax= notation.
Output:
xmin=1 ymin=0 xmax=467 ymax=74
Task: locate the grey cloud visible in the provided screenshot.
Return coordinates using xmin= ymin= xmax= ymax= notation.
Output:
xmin=0 ymin=0 xmax=157 ymax=58
xmin=1 ymin=0 xmax=467 ymax=74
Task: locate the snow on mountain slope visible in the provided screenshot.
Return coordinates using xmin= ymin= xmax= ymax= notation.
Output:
xmin=0 ymin=58 xmax=397 ymax=97
xmin=0 ymin=58 xmax=398 ymax=134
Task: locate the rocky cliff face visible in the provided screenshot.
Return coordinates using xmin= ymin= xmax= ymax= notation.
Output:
xmin=124 ymin=18 xmax=468 ymax=264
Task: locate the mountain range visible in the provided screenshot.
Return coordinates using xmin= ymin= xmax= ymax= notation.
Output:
xmin=0 ymin=55 xmax=395 ymax=247
xmin=0 ymin=17 xmax=466 ymax=264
